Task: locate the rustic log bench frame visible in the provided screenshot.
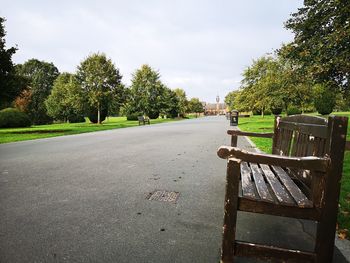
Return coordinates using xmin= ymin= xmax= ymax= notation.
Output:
xmin=217 ymin=115 xmax=349 ymax=263
xmin=138 ymin=116 xmax=150 ymax=125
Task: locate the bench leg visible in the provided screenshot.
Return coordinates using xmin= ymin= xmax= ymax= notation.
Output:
xmin=314 ymin=211 xmax=337 ymax=263
xmin=231 ymin=135 xmax=238 ymax=147
xmin=221 ymin=159 xmax=240 ymax=263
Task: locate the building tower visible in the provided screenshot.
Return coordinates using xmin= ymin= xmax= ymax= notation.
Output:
xmin=216 ymin=95 xmax=220 ymax=115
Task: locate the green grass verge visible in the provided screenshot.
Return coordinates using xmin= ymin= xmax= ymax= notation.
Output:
xmin=0 ymin=116 xmax=190 ymax=144
xmin=237 ymin=113 xmax=350 ymax=238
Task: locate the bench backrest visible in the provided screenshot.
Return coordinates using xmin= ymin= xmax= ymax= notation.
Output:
xmin=138 ymin=116 xmax=144 ymax=121
xmin=272 ymin=115 xmax=348 ymax=191
xmin=272 ymin=115 xmax=328 ymax=158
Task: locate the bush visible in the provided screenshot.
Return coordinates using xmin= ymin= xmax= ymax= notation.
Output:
xmin=68 ymin=115 xmax=86 ymax=123
xmin=314 ymin=86 xmax=336 ymax=115
xmin=264 ymin=109 xmax=272 ymax=115
xmin=87 ymin=108 xmax=108 ymax=123
xmin=287 ymin=106 xmax=302 ymax=115
xmin=126 ymin=112 xmax=142 ymax=121
xmin=0 ymin=108 xmax=31 ymax=128
xmin=252 ymin=109 xmax=262 ymax=115
xmin=148 ymin=111 xmax=159 ymax=119
xmin=271 ymin=107 xmax=283 ymax=115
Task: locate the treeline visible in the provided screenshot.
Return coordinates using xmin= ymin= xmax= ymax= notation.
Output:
xmin=225 ymin=0 xmax=350 ymax=116
xmin=0 ymin=17 xmax=204 ymax=126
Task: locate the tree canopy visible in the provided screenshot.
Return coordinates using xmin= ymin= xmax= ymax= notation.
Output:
xmin=174 ymin=88 xmax=188 ymax=117
xmin=127 ymin=64 xmax=166 ymax=118
xmin=45 ymin=73 xmax=85 ymax=122
xmin=76 ymin=53 xmax=123 ymax=124
xmin=0 ymin=17 xmax=24 ymax=109
xmin=284 ymin=0 xmax=350 ymax=92
xmin=187 ymin=98 xmax=204 ymax=115
xmin=16 ymin=59 xmax=59 ymax=124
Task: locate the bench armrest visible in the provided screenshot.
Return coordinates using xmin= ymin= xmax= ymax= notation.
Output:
xmin=217 ymin=146 xmax=330 ymax=172
xmin=227 ymin=130 xmax=274 ymax=138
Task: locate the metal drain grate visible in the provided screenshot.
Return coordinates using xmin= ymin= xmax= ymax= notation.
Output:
xmin=147 ymin=190 xmax=179 ymax=203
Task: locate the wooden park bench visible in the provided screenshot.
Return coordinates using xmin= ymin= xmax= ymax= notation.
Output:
xmin=138 ymin=116 xmax=150 ymax=125
xmin=217 ymin=115 xmax=349 ymax=263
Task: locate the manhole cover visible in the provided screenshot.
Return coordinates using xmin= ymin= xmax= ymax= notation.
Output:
xmin=147 ymin=190 xmax=179 ymax=203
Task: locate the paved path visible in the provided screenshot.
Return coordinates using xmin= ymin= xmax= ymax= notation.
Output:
xmin=0 ymin=116 xmax=348 ymax=263
xmin=0 ymin=116 xmax=232 ymax=263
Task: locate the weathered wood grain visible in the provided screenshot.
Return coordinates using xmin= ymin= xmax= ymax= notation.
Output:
xmin=260 ymin=164 xmax=295 ymax=206
xmin=217 ymin=146 xmax=329 ymax=172
xmin=240 ymin=162 xmax=256 ymax=200
xmin=271 ymin=165 xmax=313 ymax=208
xmin=250 ymin=163 xmax=274 ymax=203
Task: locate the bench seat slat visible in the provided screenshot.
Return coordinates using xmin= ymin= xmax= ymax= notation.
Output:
xmin=271 ymin=165 xmax=313 ymax=208
xmin=240 ymin=162 xmax=257 ymax=200
xmin=250 ymin=163 xmax=274 ymax=203
xmin=259 ymin=164 xmax=295 ymax=206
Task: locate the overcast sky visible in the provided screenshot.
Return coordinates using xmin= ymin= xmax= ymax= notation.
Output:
xmin=1 ymin=0 xmax=303 ymax=102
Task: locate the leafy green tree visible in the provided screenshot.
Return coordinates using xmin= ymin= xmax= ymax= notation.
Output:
xmin=159 ymin=87 xmax=180 ymax=118
xmin=284 ymin=0 xmax=350 ymax=92
xmin=108 ymin=83 xmax=127 ymax=116
xmin=224 ymin=90 xmax=240 ymax=111
xmin=76 ymin=53 xmax=122 ymax=124
xmin=239 ymin=56 xmax=279 ymax=116
xmin=188 ymin=97 xmax=204 ymax=116
xmin=237 ymin=54 xmax=313 ymax=116
xmin=128 ymin=64 xmax=165 ymax=118
xmin=174 ymin=88 xmax=188 ymax=117
xmin=0 ymin=17 xmax=25 ymax=109
xmin=16 ymin=59 xmax=59 ymax=124
xmin=313 ymin=84 xmax=336 ymax=115
xmin=45 ymin=73 xmax=85 ymax=122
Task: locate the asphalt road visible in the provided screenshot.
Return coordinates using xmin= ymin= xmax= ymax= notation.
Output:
xmin=0 ymin=116 xmax=232 ymax=263
xmin=1 ymin=116 xmax=348 ymax=263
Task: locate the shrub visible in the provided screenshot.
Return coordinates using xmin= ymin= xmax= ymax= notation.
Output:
xmin=0 ymin=108 xmax=31 ymax=128
xmin=68 ymin=115 xmax=86 ymax=123
xmin=87 ymin=108 xmax=108 ymax=123
xmin=271 ymin=107 xmax=283 ymax=115
xmin=252 ymin=109 xmax=262 ymax=115
xmin=314 ymin=85 xmax=336 ymax=115
xmin=148 ymin=111 xmax=159 ymax=119
xmin=287 ymin=106 xmax=302 ymax=115
xmin=270 ymin=99 xmax=284 ymax=115
xmin=264 ymin=109 xmax=272 ymax=115
xmin=126 ymin=112 xmax=142 ymax=121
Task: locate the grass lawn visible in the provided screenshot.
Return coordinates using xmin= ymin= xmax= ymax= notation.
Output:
xmin=0 ymin=116 xmax=196 ymax=144
xmin=237 ymin=112 xmax=350 ymax=239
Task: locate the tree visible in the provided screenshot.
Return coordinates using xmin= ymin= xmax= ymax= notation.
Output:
xmin=45 ymin=73 xmax=85 ymax=122
xmin=128 ymin=64 xmax=165 ymax=118
xmin=236 ymin=54 xmax=313 ymax=116
xmin=76 ymin=53 xmax=123 ymax=124
xmin=0 ymin=17 xmax=25 ymax=109
xmin=14 ymin=89 xmax=32 ymax=113
xmin=224 ymin=90 xmax=240 ymax=111
xmin=284 ymin=0 xmax=350 ymax=92
xmin=159 ymin=87 xmax=180 ymax=118
xmin=188 ymin=97 xmax=204 ymax=116
xmin=16 ymin=59 xmax=59 ymax=124
xmin=174 ymin=88 xmax=188 ymax=117
xmin=313 ymin=84 xmax=336 ymax=115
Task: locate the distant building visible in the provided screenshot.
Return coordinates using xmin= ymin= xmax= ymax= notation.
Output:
xmin=204 ymin=102 xmax=226 ymax=115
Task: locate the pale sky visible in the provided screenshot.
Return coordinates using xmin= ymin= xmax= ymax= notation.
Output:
xmin=1 ymin=0 xmax=303 ymax=102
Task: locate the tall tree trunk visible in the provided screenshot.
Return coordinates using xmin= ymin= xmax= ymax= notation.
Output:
xmin=97 ymin=102 xmax=101 ymax=124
